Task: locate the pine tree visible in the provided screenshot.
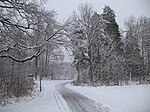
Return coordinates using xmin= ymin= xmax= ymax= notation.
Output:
xmin=101 ymin=6 xmax=123 ymax=85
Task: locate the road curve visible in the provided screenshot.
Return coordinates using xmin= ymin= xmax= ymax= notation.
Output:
xmin=55 ymin=81 xmax=109 ymax=112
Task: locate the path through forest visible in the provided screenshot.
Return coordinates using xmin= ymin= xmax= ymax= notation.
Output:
xmin=56 ymin=82 xmax=108 ymax=112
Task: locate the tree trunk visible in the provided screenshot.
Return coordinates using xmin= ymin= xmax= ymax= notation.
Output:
xmin=35 ymin=57 xmax=38 ymax=80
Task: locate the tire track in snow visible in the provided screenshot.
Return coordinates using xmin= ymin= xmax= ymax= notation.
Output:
xmin=54 ymin=90 xmax=70 ymax=112
xmin=56 ymin=83 xmax=87 ymax=112
xmin=54 ymin=91 xmax=62 ymax=112
xmin=56 ymin=82 xmax=109 ymax=112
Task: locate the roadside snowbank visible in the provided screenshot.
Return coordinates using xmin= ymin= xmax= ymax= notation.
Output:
xmin=67 ymin=84 xmax=150 ymax=112
xmin=1 ymin=80 xmax=70 ymax=112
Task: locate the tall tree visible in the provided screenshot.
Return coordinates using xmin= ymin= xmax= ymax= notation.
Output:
xmin=101 ymin=6 xmax=123 ymax=85
xmin=124 ymin=16 xmax=150 ymax=83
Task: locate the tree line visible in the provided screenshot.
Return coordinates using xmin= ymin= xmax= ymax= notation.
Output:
xmin=69 ymin=4 xmax=150 ymax=86
xmin=0 ymin=0 xmax=70 ymax=104
xmin=0 ymin=1 xmax=150 ymax=104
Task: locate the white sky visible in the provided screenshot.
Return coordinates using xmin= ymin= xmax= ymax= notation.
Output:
xmin=45 ymin=0 xmax=150 ymax=29
xmin=44 ymin=0 xmax=150 ymax=62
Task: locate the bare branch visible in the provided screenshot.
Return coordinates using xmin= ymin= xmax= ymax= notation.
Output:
xmin=0 ymin=48 xmax=42 ymax=62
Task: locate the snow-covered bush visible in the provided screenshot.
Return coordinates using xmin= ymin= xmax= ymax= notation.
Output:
xmin=0 ymin=75 xmax=35 ymax=99
xmin=10 ymin=75 xmax=35 ymax=97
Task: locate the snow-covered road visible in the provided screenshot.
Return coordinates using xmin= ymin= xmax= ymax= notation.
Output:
xmin=1 ymin=80 xmax=150 ymax=112
xmin=1 ymin=80 xmax=70 ymax=112
xmin=56 ymin=82 xmax=108 ymax=112
xmin=67 ymin=83 xmax=150 ymax=112
xmin=1 ymin=80 xmax=107 ymax=112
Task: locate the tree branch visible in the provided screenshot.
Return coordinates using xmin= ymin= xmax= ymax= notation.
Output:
xmin=0 ymin=48 xmax=42 ymax=62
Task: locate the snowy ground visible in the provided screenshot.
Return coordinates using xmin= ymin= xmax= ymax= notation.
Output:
xmin=56 ymin=82 xmax=108 ymax=112
xmin=1 ymin=80 xmax=150 ymax=112
xmin=67 ymin=83 xmax=150 ymax=112
xmin=1 ymin=80 xmax=70 ymax=112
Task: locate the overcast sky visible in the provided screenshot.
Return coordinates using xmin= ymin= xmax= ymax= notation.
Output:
xmin=45 ymin=0 xmax=150 ymax=62
xmin=45 ymin=0 xmax=150 ymax=29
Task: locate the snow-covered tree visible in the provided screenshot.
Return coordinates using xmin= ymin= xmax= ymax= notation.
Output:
xmin=100 ymin=6 xmax=123 ymax=85
xmin=0 ymin=0 xmax=70 ymax=99
xmin=124 ymin=16 xmax=150 ymax=83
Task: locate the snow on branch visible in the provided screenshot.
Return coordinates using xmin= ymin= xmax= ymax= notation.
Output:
xmin=0 ymin=48 xmax=42 ymax=62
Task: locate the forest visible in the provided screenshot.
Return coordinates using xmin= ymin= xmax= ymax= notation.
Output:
xmin=70 ymin=4 xmax=150 ymax=86
xmin=0 ymin=0 xmax=150 ymax=104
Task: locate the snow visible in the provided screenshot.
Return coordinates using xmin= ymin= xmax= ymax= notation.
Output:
xmin=1 ymin=80 xmax=70 ymax=112
xmin=1 ymin=80 xmax=150 ymax=112
xmin=66 ymin=84 xmax=150 ymax=112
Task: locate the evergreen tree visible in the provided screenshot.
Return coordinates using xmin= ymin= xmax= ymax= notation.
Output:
xmin=101 ymin=6 xmax=123 ymax=85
